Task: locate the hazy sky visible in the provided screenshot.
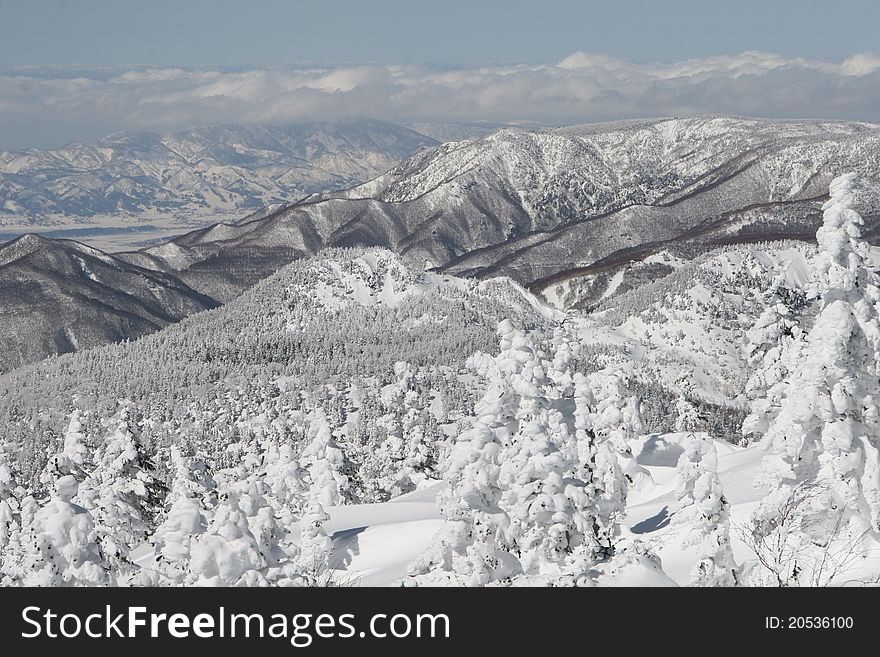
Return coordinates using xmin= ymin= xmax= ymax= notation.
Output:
xmin=2 ymin=0 xmax=880 ymax=148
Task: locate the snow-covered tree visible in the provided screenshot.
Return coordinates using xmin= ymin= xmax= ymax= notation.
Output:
xmin=672 ymin=434 xmax=738 ymax=586
xmin=296 ymin=494 xmax=334 ymax=584
xmin=407 ymin=322 xmax=527 ymax=586
xmin=674 ymin=380 xmax=703 ymax=434
xmin=262 ymin=439 xmax=309 ymax=516
xmin=497 ymin=329 xmax=595 ymax=583
xmin=410 ymin=321 xmax=628 ymax=586
xmin=757 ymin=173 xmax=880 ymax=537
xmin=0 ymin=443 xmax=18 ymax=552
xmin=742 ymin=266 xmax=805 ymax=437
xmin=586 ymin=367 xmax=649 ymax=489
xmin=149 ymin=447 xmax=213 ymax=584
xmin=19 ymin=475 xmax=107 ymax=586
xmin=235 ymin=476 xmax=309 ymax=587
xmin=87 ymin=407 xmax=165 ymax=580
xmin=301 ymin=407 xmax=349 ymax=508
xmin=572 ymin=373 xmax=628 ymax=562
xmin=189 ymin=487 xmax=266 ymax=586
xmin=0 ymin=493 xmax=37 ymax=586
xmin=39 ymin=410 xmax=92 ymax=492
xmin=587 ymin=368 xmax=644 ymax=449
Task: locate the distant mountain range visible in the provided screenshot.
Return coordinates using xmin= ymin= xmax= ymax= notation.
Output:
xmin=2 ymin=116 xmax=880 ymax=372
xmin=0 ymin=120 xmax=439 ymax=222
xmin=121 ymin=117 xmax=880 ymax=301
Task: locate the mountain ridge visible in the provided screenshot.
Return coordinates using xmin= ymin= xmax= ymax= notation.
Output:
xmin=117 ymin=116 xmax=880 ymax=301
xmin=3 ymin=115 xmax=880 ymax=371
xmin=0 ymin=120 xmax=439 ymax=223
xmin=0 ymin=233 xmax=219 ymax=373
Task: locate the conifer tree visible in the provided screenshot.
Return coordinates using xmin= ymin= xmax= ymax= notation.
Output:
xmin=0 ymin=443 xmax=18 ymax=552
xmin=673 ymin=434 xmax=738 ymax=586
xmin=757 ymin=173 xmax=880 ymax=535
xmin=150 ymin=447 xmax=213 ymax=584
xmin=19 ymin=475 xmax=107 ymax=586
xmin=88 ymin=407 xmax=165 ymax=579
xmin=407 ymin=322 xmax=526 ymax=585
xmin=301 ymin=407 xmax=349 ymax=508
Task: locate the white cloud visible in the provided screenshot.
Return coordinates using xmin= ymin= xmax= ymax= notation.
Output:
xmin=1 ymin=51 xmax=879 ymax=146
xmin=840 ymin=52 xmax=880 ymax=76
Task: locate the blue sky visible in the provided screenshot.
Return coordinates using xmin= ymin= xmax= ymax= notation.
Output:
xmin=3 ymin=0 xmax=879 ymax=68
xmin=1 ymin=0 xmax=879 ymax=148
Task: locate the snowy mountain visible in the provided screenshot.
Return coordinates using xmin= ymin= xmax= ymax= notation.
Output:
xmin=2 ymin=116 xmax=879 ymax=373
xmin=119 ymin=116 xmax=880 ymax=303
xmin=0 ymin=120 xmax=437 ymax=224
xmin=0 ymin=247 xmax=557 ymax=486
xmin=0 ymin=234 xmax=218 ymax=373
xmin=3 ymin=177 xmax=880 ymax=587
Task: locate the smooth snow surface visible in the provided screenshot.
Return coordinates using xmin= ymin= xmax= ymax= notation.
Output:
xmin=327 ymin=434 xmax=769 ymax=586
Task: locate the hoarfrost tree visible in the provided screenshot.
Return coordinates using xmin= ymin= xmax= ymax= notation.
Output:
xmin=149 ymin=447 xmax=214 ymax=585
xmin=87 ymin=407 xmax=165 ymax=581
xmin=742 ymin=266 xmax=805 ymax=438
xmin=673 ymin=434 xmax=738 ymax=586
xmin=19 ymin=475 xmax=107 ymax=586
xmin=748 ymin=174 xmax=880 ymax=583
xmin=301 ymin=407 xmax=349 ymax=508
xmin=0 ymin=443 xmax=20 ymax=553
xmin=497 ymin=326 xmax=594 ymax=583
xmin=572 ymin=373 xmax=628 ymax=562
xmin=262 ymin=439 xmax=309 ymax=517
xmin=189 ymin=487 xmax=266 ymax=586
xmin=40 ymin=410 xmax=92 ymax=492
xmin=296 ymin=491 xmax=334 ymax=584
xmin=410 ymin=320 xmax=620 ymax=585
xmin=0 ymin=492 xmax=39 ymax=585
xmin=674 ymin=387 xmax=702 ymax=434
xmin=407 ymin=321 xmax=526 ymax=585
xmin=586 ymin=368 xmax=649 ymax=489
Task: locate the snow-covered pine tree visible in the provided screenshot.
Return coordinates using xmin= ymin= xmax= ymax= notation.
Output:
xmin=19 ymin=475 xmax=107 ymax=586
xmin=572 ymin=372 xmax=628 ymax=563
xmin=741 ymin=266 xmax=804 ymax=438
xmin=0 ymin=492 xmax=40 ymax=585
xmin=189 ymin=487 xmax=266 ymax=586
xmin=235 ymin=475 xmax=309 ymax=587
xmin=262 ymin=439 xmax=309 ymax=516
xmin=674 ymin=382 xmax=703 ymax=435
xmin=672 ymin=434 xmax=738 ymax=586
xmin=750 ymin=174 xmax=880 ymax=573
xmin=0 ymin=442 xmax=18 ymax=552
xmin=301 ymin=406 xmax=350 ymax=508
xmin=407 ymin=321 xmax=526 ymax=586
xmin=39 ymin=410 xmax=92 ymax=493
xmin=547 ymin=326 xmax=575 ymax=397
xmin=87 ymin=406 xmax=165 ymax=581
xmin=296 ymin=493 xmax=334 ymax=585
xmin=497 ymin=327 xmax=595 ymax=583
xmin=149 ymin=447 xmax=213 ymax=585
xmin=586 ymin=368 xmax=649 ymax=489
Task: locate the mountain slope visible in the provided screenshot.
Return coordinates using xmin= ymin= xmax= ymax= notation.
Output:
xmin=120 ymin=117 xmax=880 ymax=302
xmin=0 ymin=234 xmax=218 ymax=372
xmin=0 ymin=248 xmax=558 ymax=482
xmin=0 ymin=120 xmax=437 ymax=224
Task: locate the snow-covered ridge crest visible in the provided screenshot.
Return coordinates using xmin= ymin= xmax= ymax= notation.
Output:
xmin=137 ymin=114 xmax=880 ymax=307
xmin=336 ymin=116 xmax=880 ymax=210
xmin=263 ymin=247 xmax=563 ymax=323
